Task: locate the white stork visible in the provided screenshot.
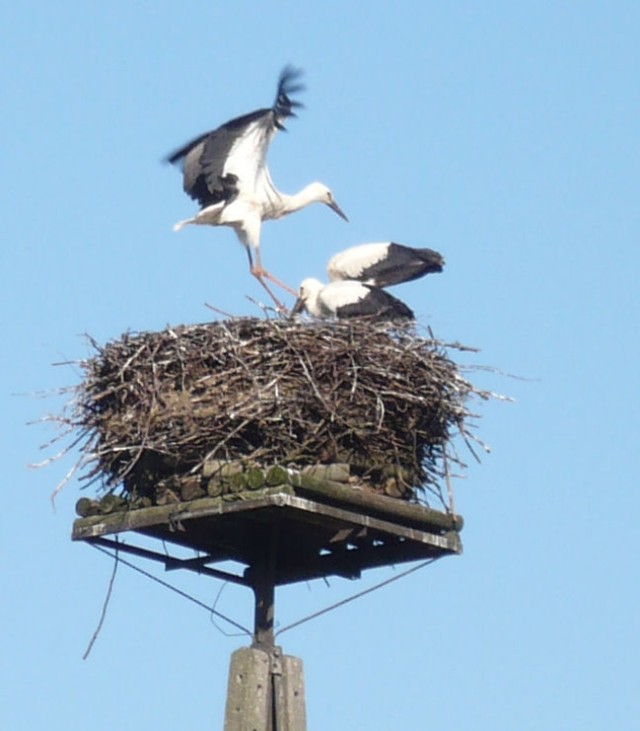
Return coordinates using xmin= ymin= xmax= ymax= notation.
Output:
xmin=292 ymin=242 xmax=445 ymax=321
xmin=327 ymin=242 xmax=444 ymax=287
xmin=292 ymin=279 xmax=415 ymax=321
xmin=165 ymin=66 xmax=347 ymax=308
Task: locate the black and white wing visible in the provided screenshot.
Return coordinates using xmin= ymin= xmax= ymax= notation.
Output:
xmin=165 ymin=66 xmax=304 ymax=209
xmin=319 ymin=281 xmax=415 ymax=320
xmin=328 ymin=243 xmax=444 ymax=288
xmin=337 ymin=285 xmax=414 ymax=320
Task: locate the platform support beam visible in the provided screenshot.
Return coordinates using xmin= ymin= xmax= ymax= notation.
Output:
xmin=252 ymin=568 xmax=275 ymax=649
xmin=249 ymin=526 xmax=279 ymax=649
xmin=225 ymin=526 xmax=306 ymax=729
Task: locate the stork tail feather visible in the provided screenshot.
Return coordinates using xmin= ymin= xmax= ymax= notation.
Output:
xmin=173 ymin=218 xmax=193 ymax=232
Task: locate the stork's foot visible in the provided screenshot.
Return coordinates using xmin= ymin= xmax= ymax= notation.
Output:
xmin=251 ymin=266 xmax=298 ymax=298
xmin=251 ymin=271 xmax=291 ymax=313
xmin=268 ymin=297 xmax=291 ymax=317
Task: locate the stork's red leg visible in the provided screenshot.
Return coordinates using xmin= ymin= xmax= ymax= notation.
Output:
xmin=251 ymin=266 xmax=298 ymax=297
xmin=260 ymin=270 xmax=299 ymax=297
xmin=248 ymin=247 xmax=296 ymax=305
xmin=251 ymin=271 xmax=288 ymax=312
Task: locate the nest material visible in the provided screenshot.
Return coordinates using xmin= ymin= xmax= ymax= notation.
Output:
xmin=72 ymin=318 xmax=486 ymax=505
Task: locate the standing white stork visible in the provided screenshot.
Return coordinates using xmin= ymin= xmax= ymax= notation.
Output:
xmin=327 ymin=242 xmax=444 ymax=287
xmin=291 ymin=242 xmax=445 ymax=321
xmin=292 ymin=279 xmax=415 ymax=321
xmin=165 ymin=66 xmax=348 ymax=308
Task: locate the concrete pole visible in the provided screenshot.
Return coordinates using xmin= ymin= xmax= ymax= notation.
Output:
xmin=224 ymin=525 xmax=306 ymax=729
xmin=223 ymin=647 xmax=306 ymax=731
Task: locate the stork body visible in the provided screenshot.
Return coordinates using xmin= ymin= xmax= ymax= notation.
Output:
xmin=327 ymin=242 xmax=444 ymax=287
xmin=293 ymin=241 xmax=444 ymax=321
xmin=293 ymin=279 xmax=415 ymax=321
xmin=166 ymin=66 xmax=347 ymax=307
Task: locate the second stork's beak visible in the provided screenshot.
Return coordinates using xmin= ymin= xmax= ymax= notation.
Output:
xmin=291 ymin=296 xmax=306 ymax=316
xmin=328 ymin=197 xmax=348 ymax=222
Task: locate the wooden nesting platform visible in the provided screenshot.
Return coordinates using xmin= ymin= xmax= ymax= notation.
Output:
xmin=72 ymin=477 xmax=463 ymax=587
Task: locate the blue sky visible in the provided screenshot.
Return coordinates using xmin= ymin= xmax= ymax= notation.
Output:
xmin=3 ymin=2 xmax=639 ymax=729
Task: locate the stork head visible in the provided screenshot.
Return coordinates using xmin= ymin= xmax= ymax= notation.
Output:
xmin=291 ymin=278 xmax=324 ymax=317
xmin=305 ymin=183 xmax=348 ymax=221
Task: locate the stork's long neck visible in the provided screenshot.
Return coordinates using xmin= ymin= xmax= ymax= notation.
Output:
xmin=273 ymin=184 xmax=318 ymax=218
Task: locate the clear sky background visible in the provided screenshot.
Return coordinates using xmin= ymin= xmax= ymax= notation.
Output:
xmin=3 ymin=2 xmax=639 ymax=729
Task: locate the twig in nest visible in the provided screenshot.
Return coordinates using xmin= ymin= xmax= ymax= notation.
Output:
xmin=204 ymin=302 xmax=236 ymax=319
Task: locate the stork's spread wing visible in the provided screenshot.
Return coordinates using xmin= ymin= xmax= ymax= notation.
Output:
xmin=201 ymin=113 xmax=276 ymax=202
xmin=165 ymin=66 xmax=304 ymax=209
xmin=165 ymin=131 xmax=215 ymax=206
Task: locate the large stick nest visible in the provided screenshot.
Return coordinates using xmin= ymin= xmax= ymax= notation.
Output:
xmin=69 ymin=318 xmax=490 ymax=505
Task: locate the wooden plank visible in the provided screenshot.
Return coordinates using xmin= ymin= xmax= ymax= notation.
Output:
xmin=75 ymin=493 xmax=460 ymax=562
xmin=73 ymin=488 xmax=463 ymax=585
xmin=71 ymin=486 xmax=296 ymax=540
xmin=272 ymin=496 xmax=461 ymax=552
xmin=72 ymin=490 xmax=460 ymax=552
xmin=72 ymin=481 xmax=462 ymax=542
xmin=223 ymin=647 xmax=271 ymax=731
xmin=290 ymin=473 xmax=463 ymax=532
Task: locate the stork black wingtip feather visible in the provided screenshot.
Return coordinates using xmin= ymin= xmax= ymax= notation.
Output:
xmin=273 ymin=65 xmax=306 ymax=119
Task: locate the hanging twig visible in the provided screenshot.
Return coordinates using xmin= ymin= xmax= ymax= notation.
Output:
xmin=83 ymin=539 xmax=119 ymax=660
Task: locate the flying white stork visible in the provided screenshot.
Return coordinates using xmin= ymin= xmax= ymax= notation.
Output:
xmin=165 ymin=66 xmax=348 ymax=308
xmin=327 ymin=242 xmax=444 ymax=287
xmin=292 ymin=279 xmax=415 ymax=321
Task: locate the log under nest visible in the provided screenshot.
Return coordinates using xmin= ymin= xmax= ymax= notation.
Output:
xmin=66 ymin=318 xmax=492 ymax=508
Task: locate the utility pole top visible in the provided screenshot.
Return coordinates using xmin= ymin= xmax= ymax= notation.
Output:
xmin=72 ymin=474 xmax=463 ymax=729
